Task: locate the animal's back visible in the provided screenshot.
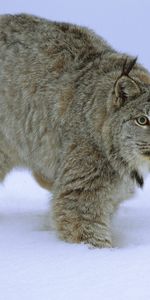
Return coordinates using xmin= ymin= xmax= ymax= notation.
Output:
xmin=0 ymin=14 xmax=113 ymax=179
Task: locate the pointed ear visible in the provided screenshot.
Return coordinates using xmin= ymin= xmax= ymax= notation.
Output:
xmin=113 ymin=75 xmax=140 ymax=107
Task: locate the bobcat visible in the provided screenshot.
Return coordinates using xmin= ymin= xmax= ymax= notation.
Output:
xmin=0 ymin=14 xmax=150 ymax=248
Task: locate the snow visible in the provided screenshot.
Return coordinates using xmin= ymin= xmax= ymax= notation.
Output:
xmin=0 ymin=1 xmax=150 ymax=299
xmin=0 ymin=169 xmax=150 ymax=300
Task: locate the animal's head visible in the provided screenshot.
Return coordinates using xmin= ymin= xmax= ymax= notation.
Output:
xmin=102 ymin=57 xmax=150 ymax=172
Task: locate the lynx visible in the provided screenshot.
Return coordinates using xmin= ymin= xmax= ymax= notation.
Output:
xmin=0 ymin=14 xmax=150 ymax=247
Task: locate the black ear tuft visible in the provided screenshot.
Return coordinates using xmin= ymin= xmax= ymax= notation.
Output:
xmin=113 ymin=57 xmax=140 ymax=108
xmin=121 ymin=57 xmax=137 ymax=77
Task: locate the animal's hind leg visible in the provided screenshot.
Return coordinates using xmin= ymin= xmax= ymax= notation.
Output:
xmin=0 ymin=134 xmax=16 ymax=183
xmin=0 ymin=148 xmax=14 ymax=182
xmin=33 ymin=172 xmax=54 ymax=191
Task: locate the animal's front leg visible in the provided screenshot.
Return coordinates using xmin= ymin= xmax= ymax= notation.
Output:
xmin=51 ymin=147 xmax=114 ymax=248
xmin=52 ymin=186 xmax=113 ymax=248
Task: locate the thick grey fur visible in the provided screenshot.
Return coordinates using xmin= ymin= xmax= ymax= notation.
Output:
xmin=0 ymin=14 xmax=150 ymax=247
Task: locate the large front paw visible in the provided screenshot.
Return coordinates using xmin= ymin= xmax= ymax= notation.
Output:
xmin=80 ymin=222 xmax=112 ymax=248
xmin=55 ymin=219 xmax=112 ymax=248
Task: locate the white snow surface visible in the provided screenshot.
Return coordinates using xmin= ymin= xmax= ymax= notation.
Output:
xmin=0 ymin=1 xmax=150 ymax=299
xmin=0 ymin=170 xmax=150 ymax=300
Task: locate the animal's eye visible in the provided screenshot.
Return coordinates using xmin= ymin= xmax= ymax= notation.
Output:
xmin=135 ymin=116 xmax=149 ymax=126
